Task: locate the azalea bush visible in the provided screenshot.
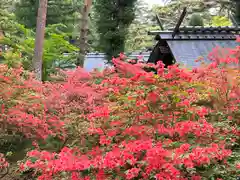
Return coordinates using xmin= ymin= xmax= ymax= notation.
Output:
xmin=17 ymin=40 xmax=240 ymax=179
xmin=0 ymin=64 xmax=66 ymax=178
xmin=1 ymin=39 xmax=240 ymax=179
xmin=0 ymin=65 xmax=65 ymax=139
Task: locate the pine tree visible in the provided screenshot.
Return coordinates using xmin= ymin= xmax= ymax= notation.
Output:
xmin=0 ymin=0 xmax=16 ymax=52
xmin=232 ymin=0 xmax=240 ymax=25
xmin=14 ymin=0 xmax=39 ymax=29
xmin=0 ymin=0 xmax=13 ymax=10
xmin=152 ymin=0 xmax=223 ymax=29
xmin=94 ymin=0 xmax=137 ymax=61
xmin=15 ymin=0 xmax=81 ymax=30
xmin=124 ymin=1 xmax=158 ymax=52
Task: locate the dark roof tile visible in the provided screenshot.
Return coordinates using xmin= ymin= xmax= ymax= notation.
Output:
xmin=167 ymin=40 xmax=238 ymax=67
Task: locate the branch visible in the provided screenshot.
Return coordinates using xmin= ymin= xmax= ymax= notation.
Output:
xmin=0 ymin=166 xmax=9 ymax=179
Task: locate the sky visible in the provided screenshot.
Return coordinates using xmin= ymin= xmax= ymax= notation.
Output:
xmin=144 ymin=0 xmax=164 ymax=7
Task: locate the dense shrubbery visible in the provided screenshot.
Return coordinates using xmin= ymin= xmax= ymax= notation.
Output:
xmin=0 ymin=16 xmax=78 ymax=81
xmin=1 ymin=40 xmax=240 ymax=179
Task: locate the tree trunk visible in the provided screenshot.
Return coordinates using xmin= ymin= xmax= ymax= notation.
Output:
xmin=76 ymin=0 xmax=92 ymax=67
xmin=33 ymin=0 xmax=48 ymax=81
xmin=235 ymin=1 xmax=240 ymax=25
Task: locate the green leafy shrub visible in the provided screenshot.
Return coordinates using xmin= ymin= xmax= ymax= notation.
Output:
xmin=210 ymin=16 xmax=232 ymax=27
xmin=0 ymin=15 xmax=78 ymax=81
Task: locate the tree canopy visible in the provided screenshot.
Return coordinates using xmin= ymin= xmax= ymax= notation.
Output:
xmin=94 ymin=0 xmax=138 ymax=60
xmin=15 ymin=0 xmax=81 ymax=31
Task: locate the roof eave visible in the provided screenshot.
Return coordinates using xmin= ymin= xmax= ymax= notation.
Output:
xmin=155 ymin=33 xmax=238 ymax=41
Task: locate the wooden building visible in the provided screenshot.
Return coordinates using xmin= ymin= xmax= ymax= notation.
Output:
xmin=147 ymin=7 xmax=240 ymax=68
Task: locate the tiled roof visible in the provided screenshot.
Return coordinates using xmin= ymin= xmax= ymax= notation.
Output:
xmin=167 ymin=40 xmax=238 ymax=67
xmin=148 ymin=26 xmax=240 ymax=67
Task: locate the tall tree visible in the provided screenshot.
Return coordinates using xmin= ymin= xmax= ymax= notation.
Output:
xmin=0 ymin=0 xmax=14 ymax=11
xmin=152 ymin=0 xmax=226 ymax=29
xmin=15 ymin=0 xmax=81 ymax=31
xmin=232 ymin=0 xmax=240 ymax=25
xmin=0 ymin=0 xmax=18 ymax=59
xmin=124 ymin=0 xmax=158 ymax=52
xmin=205 ymin=0 xmax=240 ymax=25
xmin=0 ymin=0 xmax=13 ymax=30
xmin=77 ymin=0 xmax=92 ymax=67
xmin=94 ymin=0 xmax=137 ymax=61
xmin=33 ymin=0 xmax=48 ymax=81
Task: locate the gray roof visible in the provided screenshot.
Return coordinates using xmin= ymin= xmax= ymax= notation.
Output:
xmin=167 ymin=40 xmax=238 ymax=67
xmin=151 ymin=27 xmax=240 ymax=67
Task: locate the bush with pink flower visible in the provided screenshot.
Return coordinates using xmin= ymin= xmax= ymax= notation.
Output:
xmin=1 ymin=39 xmax=240 ymax=180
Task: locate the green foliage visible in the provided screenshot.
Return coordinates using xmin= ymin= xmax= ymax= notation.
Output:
xmin=0 ymin=12 xmax=78 ymax=81
xmin=125 ymin=24 xmax=158 ymax=52
xmin=0 ymin=0 xmax=14 ymax=10
xmin=14 ymin=0 xmax=38 ymax=29
xmin=0 ymin=3 xmax=17 ymax=32
xmin=188 ymin=13 xmax=204 ymax=26
xmin=210 ymin=16 xmax=232 ymax=26
xmin=0 ymin=10 xmax=34 ymax=67
xmin=232 ymin=0 xmax=240 ymax=25
xmin=152 ymin=0 xmax=215 ymax=29
xmin=15 ymin=0 xmax=81 ymax=31
xmin=124 ymin=1 xmax=158 ymax=52
xmin=42 ymin=24 xmax=78 ymax=80
xmin=94 ymin=0 xmax=138 ymax=60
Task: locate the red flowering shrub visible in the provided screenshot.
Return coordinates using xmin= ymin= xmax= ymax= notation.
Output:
xmin=0 ymin=153 xmax=9 ymax=179
xmin=0 ymin=65 xmax=66 ymax=178
xmin=43 ymin=67 xmax=109 ymax=138
xmin=0 ymin=65 xmax=65 ymax=140
xmin=0 ymin=153 xmax=8 ymax=169
xmin=17 ymin=40 xmax=240 ymax=180
xmin=1 ymin=41 xmax=240 ymax=179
